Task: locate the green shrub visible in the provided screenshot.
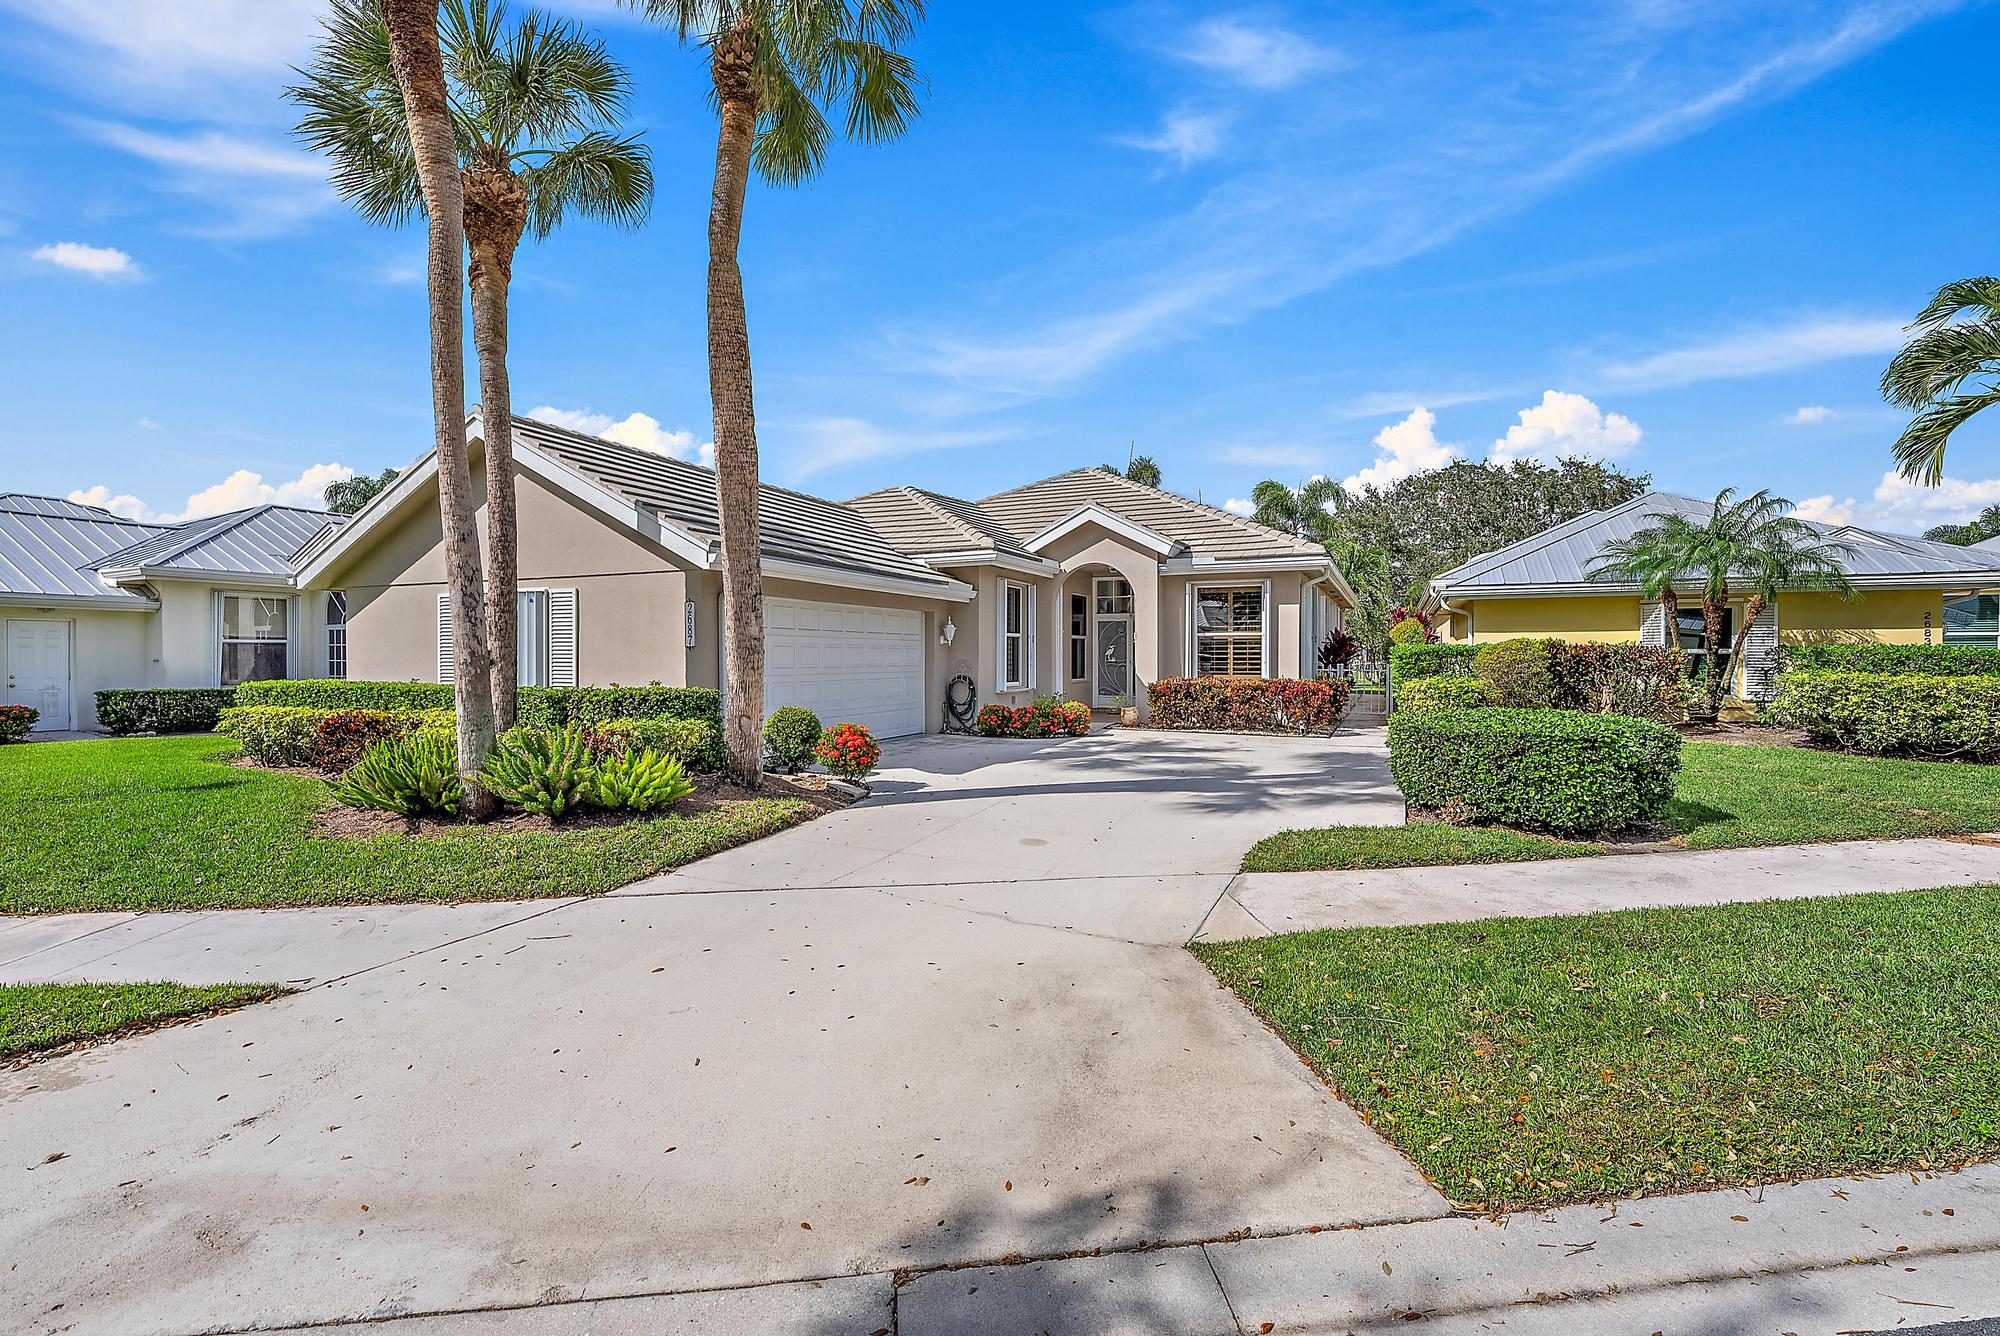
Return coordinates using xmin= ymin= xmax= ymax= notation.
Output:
xmin=310 ymin=709 xmax=428 ymax=771
xmin=763 ymin=706 xmax=823 ymax=771
xmin=1387 ymin=707 xmax=1683 ymax=836
xmin=332 ymin=733 xmax=463 ymax=816
xmin=237 ymin=679 xmax=452 ymax=711
xmin=598 ymin=717 xmax=720 ymax=771
xmin=1387 ymin=618 xmax=1430 ymax=646
xmin=1547 ymin=643 xmax=1690 ymax=725
xmin=1770 ymin=671 xmax=2000 ymax=759
xmin=1474 ymin=638 xmax=1561 ymax=708
xmin=215 ymin=706 xmax=329 ymax=768
xmin=95 ymin=688 xmax=237 ymax=735
xmin=1783 ymin=643 xmax=2000 ymax=676
xmin=589 ymin=748 xmax=695 ymax=812
xmin=1147 ymin=677 xmax=1349 ymax=734
xmin=1396 ymin=676 xmax=1492 ymax=711
xmin=479 ymin=726 xmax=598 ymax=818
xmin=1390 ymin=643 xmax=1479 ymax=681
xmin=0 ymin=705 xmax=37 ymax=742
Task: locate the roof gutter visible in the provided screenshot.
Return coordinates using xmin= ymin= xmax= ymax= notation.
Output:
xmin=0 ymin=590 xmax=161 ymax=612
xmin=758 ymin=556 xmax=976 ymax=603
xmin=916 ymin=549 xmax=1062 ymax=578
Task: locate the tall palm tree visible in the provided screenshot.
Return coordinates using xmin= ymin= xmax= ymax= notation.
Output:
xmin=1250 ymin=477 xmax=1339 ymax=542
xmin=1882 ymin=277 xmax=2000 ymax=485
xmin=1101 ymin=453 xmax=1161 ymax=488
xmin=1588 ymin=489 xmax=1855 ymax=720
xmin=625 ymin=0 xmax=926 ymax=787
xmin=374 ymin=0 xmax=499 ymax=811
xmin=293 ymin=0 xmax=652 ymax=729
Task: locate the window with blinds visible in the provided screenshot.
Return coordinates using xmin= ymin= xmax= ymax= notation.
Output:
xmin=1945 ymin=594 xmax=2000 ymax=646
xmin=1195 ymin=587 xmax=1264 ymax=677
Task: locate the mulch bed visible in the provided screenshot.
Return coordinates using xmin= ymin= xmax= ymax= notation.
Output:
xmin=311 ymin=770 xmax=849 ymax=840
xmin=1676 ymin=721 xmax=1812 ymax=748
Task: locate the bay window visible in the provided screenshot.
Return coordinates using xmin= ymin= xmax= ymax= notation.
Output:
xmin=1195 ymin=586 xmax=1265 ymax=677
xmin=221 ymin=594 xmax=288 ymax=686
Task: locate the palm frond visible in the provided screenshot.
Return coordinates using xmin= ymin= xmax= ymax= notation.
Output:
xmin=520 ymin=131 xmax=654 ymax=237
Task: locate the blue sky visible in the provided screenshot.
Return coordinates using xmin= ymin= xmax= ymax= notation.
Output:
xmin=4 ymin=0 xmax=1998 ymax=534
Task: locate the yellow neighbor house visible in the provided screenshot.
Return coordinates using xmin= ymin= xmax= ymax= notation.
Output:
xmin=1421 ymin=491 xmax=2000 ymax=699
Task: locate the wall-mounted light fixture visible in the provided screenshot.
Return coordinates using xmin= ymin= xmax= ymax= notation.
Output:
xmin=939 ymin=615 xmax=957 ymax=647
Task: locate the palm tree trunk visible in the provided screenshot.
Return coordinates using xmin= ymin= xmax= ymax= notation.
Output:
xmin=379 ymin=0 xmax=497 ymax=815
xmin=1702 ymin=596 xmax=1729 ymax=717
xmin=707 ymin=15 xmax=766 ymax=790
xmin=464 ymin=163 xmax=528 ymax=731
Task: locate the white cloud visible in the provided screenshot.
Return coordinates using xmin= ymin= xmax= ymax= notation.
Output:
xmin=1490 ymin=391 xmax=1641 ymax=466
xmin=1174 ymin=17 xmax=1341 ymax=89
xmin=73 ymin=462 xmax=355 ymax=524
xmin=87 ymin=121 xmax=325 ymax=180
xmin=1795 ymin=471 xmax=2000 ymax=534
xmin=1786 ymin=405 xmax=1835 ymax=425
xmin=1114 ymin=110 xmax=1230 ymax=167
xmin=525 ymin=406 xmax=709 ymax=463
xmin=1601 ymin=318 xmax=1905 ymax=391
xmin=785 ymin=416 xmax=1016 ymax=479
xmin=32 ymin=241 xmax=137 ymax=279
xmin=1343 ymin=406 xmax=1459 ymax=491
xmin=1222 ymin=497 xmax=1256 ymax=517
xmin=135 ymin=416 xmax=162 ymax=430
xmin=4 ymin=1 xmax=324 ymax=110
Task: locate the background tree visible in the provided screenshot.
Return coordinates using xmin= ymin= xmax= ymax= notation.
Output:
xmin=1882 ymin=277 xmax=2000 ymax=485
xmin=1101 ymin=451 xmax=1161 ymax=488
xmin=1588 ymin=489 xmax=1855 ymax=721
xmin=1926 ymin=502 xmax=2000 ymax=546
xmin=372 ymin=0 xmax=498 ymax=811
xmin=323 ymin=467 xmax=401 ymax=516
xmin=626 ymin=0 xmax=925 ymax=787
xmin=1249 ymin=477 xmax=1339 ymax=542
xmin=293 ymin=0 xmax=652 ymax=728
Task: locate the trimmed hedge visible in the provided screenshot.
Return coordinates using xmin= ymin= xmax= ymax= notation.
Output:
xmin=1148 ymin=677 xmax=1349 ymax=734
xmin=1390 ymin=642 xmax=1479 ymax=681
xmin=1784 ymin=643 xmax=2000 ymax=677
xmin=1769 ymin=671 xmax=2000 ymax=759
xmin=95 ymin=688 xmax=237 ymax=736
xmin=1396 ymin=675 xmax=1492 ymax=711
xmin=1387 ymin=707 xmax=1683 ymax=835
xmin=215 ymin=706 xmax=328 ymax=768
xmin=1474 ymin=638 xmax=1559 ymax=708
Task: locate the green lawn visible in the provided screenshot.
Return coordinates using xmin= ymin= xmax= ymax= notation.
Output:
xmin=1247 ymin=741 xmax=2000 ymax=871
xmin=1 ymin=982 xmax=282 ymax=1059
xmin=1195 ymin=886 xmax=2000 ymax=1210
xmin=0 ymin=735 xmax=815 ymax=914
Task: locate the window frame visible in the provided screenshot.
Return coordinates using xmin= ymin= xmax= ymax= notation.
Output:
xmin=1068 ymin=592 xmax=1088 ymax=681
xmin=1001 ymin=580 xmax=1027 ymax=690
xmin=1944 ymin=593 xmax=2000 ymax=647
xmin=219 ymin=592 xmax=289 ymax=687
xmin=325 ymin=591 xmax=348 ymax=680
xmin=1192 ymin=583 xmax=1268 ymax=679
xmin=1674 ymin=605 xmax=1736 ymax=680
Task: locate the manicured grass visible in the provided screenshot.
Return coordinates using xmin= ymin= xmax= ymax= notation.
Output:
xmin=1246 ymin=741 xmax=2000 ymax=871
xmin=1 ymin=982 xmax=282 ymax=1059
xmin=1195 ymin=886 xmax=2000 ymax=1210
xmin=1244 ymin=823 xmax=1600 ymax=873
xmin=0 ymin=735 xmax=815 ymax=914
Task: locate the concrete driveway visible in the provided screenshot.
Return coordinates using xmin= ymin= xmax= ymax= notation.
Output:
xmin=1 ymin=728 xmax=1440 ymax=1335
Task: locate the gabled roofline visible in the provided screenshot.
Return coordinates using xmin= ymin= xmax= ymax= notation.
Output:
xmin=916 ymin=549 xmax=1063 ymax=578
xmin=1025 ymin=503 xmax=1178 ymax=557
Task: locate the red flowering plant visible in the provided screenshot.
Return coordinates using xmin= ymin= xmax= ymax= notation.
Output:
xmin=812 ymin=721 xmax=880 ymax=781
xmin=0 ymin=704 xmax=38 ymax=742
xmin=1146 ymin=677 xmax=1349 ymax=735
xmin=975 ymin=697 xmax=1092 ymax=738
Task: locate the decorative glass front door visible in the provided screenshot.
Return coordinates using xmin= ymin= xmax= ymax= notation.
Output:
xmin=1095 ymin=616 xmax=1132 ymax=705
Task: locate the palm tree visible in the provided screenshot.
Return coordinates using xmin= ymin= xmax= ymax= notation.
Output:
xmin=1250 ymin=477 xmax=1339 ymax=542
xmin=292 ymin=0 xmax=652 ymax=729
xmin=323 ymin=467 xmax=401 ymax=516
xmin=1589 ymin=489 xmax=1855 ymax=720
xmin=1883 ymin=277 xmax=2000 ymax=485
xmin=625 ymin=0 xmax=926 ymax=787
xmin=1101 ymin=452 xmax=1161 ymax=488
xmin=373 ymin=0 xmax=499 ymax=812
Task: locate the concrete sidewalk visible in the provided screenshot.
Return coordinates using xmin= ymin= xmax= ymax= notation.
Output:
xmin=1200 ymin=835 xmax=2000 ymax=939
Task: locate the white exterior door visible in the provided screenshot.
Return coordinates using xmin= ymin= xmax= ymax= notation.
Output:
xmin=764 ymin=597 xmax=924 ymax=738
xmin=5 ymin=619 xmax=71 ymax=730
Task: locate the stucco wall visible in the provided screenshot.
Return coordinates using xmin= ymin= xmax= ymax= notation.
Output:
xmin=1778 ymin=589 xmax=1943 ymax=645
xmin=1463 ymin=595 xmax=1645 ymax=643
xmin=1 ymin=606 xmax=152 ymax=730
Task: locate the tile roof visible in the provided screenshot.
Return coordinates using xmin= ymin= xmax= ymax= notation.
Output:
xmin=843 ymin=486 xmax=1035 ymax=559
xmin=975 ymin=467 xmax=1325 ymax=560
xmin=0 ymin=494 xmax=173 ymax=603
xmin=1432 ymin=491 xmax=2000 ymax=592
xmin=513 ymin=416 xmax=959 ymax=591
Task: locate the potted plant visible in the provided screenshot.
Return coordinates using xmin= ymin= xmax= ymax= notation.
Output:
xmin=1114 ymin=693 xmax=1139 ymax=728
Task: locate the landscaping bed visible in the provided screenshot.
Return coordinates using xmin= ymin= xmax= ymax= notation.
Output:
xmin=314 ymin=769 xmax=845 ymax=838
xmin=0 ymin=736 xmax=820 ymax=914
xmin=2 ymin=982 xmax=283 ymax=1063
xmin=1195 ymin=884 xmax=2000 ymax=1210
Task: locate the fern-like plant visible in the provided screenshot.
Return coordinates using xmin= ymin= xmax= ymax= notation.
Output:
xmin=332 ymin=733 xmax=464 ymax=816
xmin=589 ymin=749 xmax=695 ymax=812
xmin=478 ymin=725 xmax=596 ymax=818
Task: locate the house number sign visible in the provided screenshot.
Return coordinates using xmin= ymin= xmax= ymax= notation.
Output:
xmin=684 ymin=599 xmax=697 ymax=649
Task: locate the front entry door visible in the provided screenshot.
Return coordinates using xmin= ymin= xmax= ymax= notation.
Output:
xmin=1094 ymin=616 xmax=1132 ymax=706
xmin=5 ymin=619 xmax=71 ymax=730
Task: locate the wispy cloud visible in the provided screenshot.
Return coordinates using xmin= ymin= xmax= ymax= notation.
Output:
xmin=83 ymin=120 xmax=334 ymax=235
xmin=1113 ymin=110 xmax=1231 ymax=168
xmin=1787 ymin=404 xmax=1836 ymax=425
xmin=1599 ymin=316 xmax=1905 ymax=391
xmin=1172 ymin=16 xmax=1341 ymax=90
xmin=781 ymin=416 xmax=1020 ymax=480
xmin=31 ymin=241 xmax=138 ymax=279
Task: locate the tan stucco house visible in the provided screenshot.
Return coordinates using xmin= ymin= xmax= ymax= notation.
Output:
xmin=1422 ymin=490 xmax=2000 ymax=699
xmin=0 ymin=493 xmax=344 ymax=731
xmin=294 ymin=414 xmax=1356 ymax=737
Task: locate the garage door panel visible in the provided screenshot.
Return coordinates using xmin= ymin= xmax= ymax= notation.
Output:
xmin=763 ymin=597 xmax=924 ymax=738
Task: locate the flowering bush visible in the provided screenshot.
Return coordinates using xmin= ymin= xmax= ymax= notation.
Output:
xmin=813 ymin=721 xmax=881 ymax=780
xmin=0 ymin=704 xmax=37 ymax=742
xmin=1147 ymin=677 xmax=1349 ymax=734
xmin=975 ymin=698 xmax=1091 ymax=738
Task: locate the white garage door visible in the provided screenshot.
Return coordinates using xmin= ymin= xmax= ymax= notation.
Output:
xmin=764 ymin=597 xmax=925 ymax=739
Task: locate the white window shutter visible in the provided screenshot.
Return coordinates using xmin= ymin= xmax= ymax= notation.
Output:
xmin=1743 ymin=600 xmax=1780 ymax=700
xmin=995 ymin=583 xmax=1007 ymax=691
xmin=1026 ymin=585 xmax=1038 ymax=691
xmin=1639 ymin=600 xmax=1668 ymax=647
xmin=437 ymin=591 xmax=455 ymax=683
xmin=548 ymin=588 xmax=578 ymax=687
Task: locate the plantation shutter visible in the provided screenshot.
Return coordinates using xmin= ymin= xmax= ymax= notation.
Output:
xmin=1026 ymin=585 xmax=1038 ymax=692
xmin=547 ymin=588 xmax=578 ymax=687
xmin=1639 ymin=599 xmax=1669 ymax=647
xmin=1743 ymin=601 xmax=1780 ymax=700
xmin=436 ymin=591 xmax=455 ymax=684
